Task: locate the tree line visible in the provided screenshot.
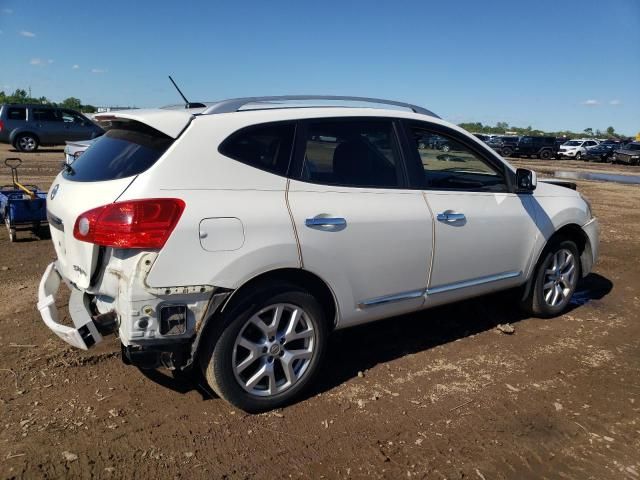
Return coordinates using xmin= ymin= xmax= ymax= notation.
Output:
xmin=457 ymin=121 xmax=627 ymax=140
xmin=0 ymin=87 xmax=629 ymax=139
xmin=0 ymin=88 xmax=97 ymax=113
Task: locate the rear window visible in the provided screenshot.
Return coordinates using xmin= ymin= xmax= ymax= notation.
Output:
xmin=62 ymin=123 xmax=172 ymax=182
xmin=6 ymin=107 xmax=27 ymax=121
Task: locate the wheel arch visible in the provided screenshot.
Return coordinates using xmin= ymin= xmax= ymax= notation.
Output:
xmin=11 ymin=130 xmax=40 ymax=147
xmin=192 ymin=268 xmax=339 ymax=365
xmin=521 ymin=223 xmax=591 ymax=301
xmin=221 ymin=268 xmax=339 ymax=329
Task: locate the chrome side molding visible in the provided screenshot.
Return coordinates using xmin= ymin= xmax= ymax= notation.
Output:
xmin=427 ymin=271 xmax=522 ymax=295
xmin=358 ymin=270 xmax=522 ymax=308
xmin=358 ymin=289 xmax=425 ymax=309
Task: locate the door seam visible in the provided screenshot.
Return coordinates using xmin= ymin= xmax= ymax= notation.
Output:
xmin=285 ymin=179 xmax=304 ymax=268
xmin=421 ymin=191 xmax=436 ymax=291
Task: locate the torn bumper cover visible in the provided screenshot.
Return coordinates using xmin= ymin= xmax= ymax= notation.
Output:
xmin=37 ymin=262 xmax=103 ymax=350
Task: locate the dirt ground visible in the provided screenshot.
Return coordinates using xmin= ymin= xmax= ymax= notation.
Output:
xmin=1 ymin=143 xmax=639 ymax=479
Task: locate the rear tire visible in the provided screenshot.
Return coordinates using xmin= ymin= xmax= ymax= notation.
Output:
xmin=502 ymin=147 xmax=513 ymax=157
xmin=15 ymin=133 xmax=39 ymax=152
xmin=200 ymin=283 xmax=328 ymax=412
xmin=520 ymin=239 xmax=580 ymax=318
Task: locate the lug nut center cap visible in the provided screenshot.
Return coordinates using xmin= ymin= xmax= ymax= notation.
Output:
xmin=269 ymin=344 xmax=281 ymax=355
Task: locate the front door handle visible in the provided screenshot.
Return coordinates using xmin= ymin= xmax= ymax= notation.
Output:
xmin=305 ymin=217 xmax=347 ymax=228
xmin=436 ymin=212 xmax=466 ymax=223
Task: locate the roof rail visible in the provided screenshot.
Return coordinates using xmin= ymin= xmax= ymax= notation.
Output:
xmin=201 ymin=95 xmax=439 ymax=118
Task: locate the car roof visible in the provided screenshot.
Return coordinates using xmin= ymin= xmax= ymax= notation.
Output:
xmin=94 ymin=96 xmax=452 ymax=139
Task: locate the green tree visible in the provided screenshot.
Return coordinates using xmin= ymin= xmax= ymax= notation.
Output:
xmin=606 ymin=126 xmax=615 ymax=137
xmin=583 ymin=128 xmax=593 ymax=137
xmin=61 ymin=97 xmax=82 ymax=110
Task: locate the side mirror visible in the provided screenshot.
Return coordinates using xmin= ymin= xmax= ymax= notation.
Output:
xmin=515 ymin=168 xmax=537 ymax=192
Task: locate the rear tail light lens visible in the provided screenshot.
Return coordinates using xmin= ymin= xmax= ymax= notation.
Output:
xmin=0 ymin=120 xmax=4 ymax=132
xmin=73 ymin=198 xmax=185 ymax=249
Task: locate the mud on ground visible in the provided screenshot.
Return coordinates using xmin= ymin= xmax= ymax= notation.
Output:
xmin=1 ymin=144 xmax=639 ymax=479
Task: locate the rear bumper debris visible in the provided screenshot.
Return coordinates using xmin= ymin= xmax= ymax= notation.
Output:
xmin=37 ymin=262 xmax=103 ymax=350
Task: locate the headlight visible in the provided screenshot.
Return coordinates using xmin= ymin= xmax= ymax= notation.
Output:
xmin=632 ymin=155 xmax=639 ymax=159
xmin=579 ymin=192 xmax=593 ymax=219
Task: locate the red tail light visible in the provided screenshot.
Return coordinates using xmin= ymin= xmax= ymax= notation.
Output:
xmin=0 ymin=120 xmax=4 ymax=132
xmin=73 ymin=198 xmax=185 ymax=249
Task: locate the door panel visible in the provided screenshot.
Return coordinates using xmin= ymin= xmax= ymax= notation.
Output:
xmin=424 ymin=191 xmax=537 ymax=303
xmin=403 ymin=121 xmax=538 ymax=304
xmin=288 ymin=181 xmax=433 ymax=327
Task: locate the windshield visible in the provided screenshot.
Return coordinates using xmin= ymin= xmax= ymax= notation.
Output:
xmin=62 ymin=123 xmax=173 ymax=182
xmin=626 ymin=144 xmax=640 ymax=151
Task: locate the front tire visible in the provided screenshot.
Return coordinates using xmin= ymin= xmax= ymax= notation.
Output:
xmin=521 ymin=239 xmax=580 ymax=318
xmin=540 ymin=150 xmax=551 ymax=160
xmin=575 ymin=152 xmax=582 ymax=160
xmin=201 ymin=284 xmax=327 ymax=412
xmin=15 ymin=133 xmax=39 ymax=152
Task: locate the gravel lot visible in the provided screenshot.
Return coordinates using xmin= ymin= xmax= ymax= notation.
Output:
xmin=1 ymin=143 xmax=639 ymax=479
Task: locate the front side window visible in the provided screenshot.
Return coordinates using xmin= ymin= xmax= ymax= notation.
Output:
xmin=408 ymin=125 xmax=508 ymax=192
xmin=219 ymin=122 xmax=295 ymax=176
xmin=7 ymin=107 xmax=26 ymax=121
xmin=301 ymin=120 xmax=402 ymax=188
xmin=61 ymin=110 xmax=87 ymax=124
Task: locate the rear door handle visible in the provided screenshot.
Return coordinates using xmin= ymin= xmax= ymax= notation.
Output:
xmin=436 ymin=212 xmax=466 ymax=223
xmin=305 ymin=217 xmax=347 ymax=228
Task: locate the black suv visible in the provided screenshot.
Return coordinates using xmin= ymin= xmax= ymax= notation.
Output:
xmin=0 ymin=104 xmax=103 ymax=152
xmin=486 ymin=136 xmax=519 ymax=157
xmin=513 ymin=136 xmax=558 ymax=159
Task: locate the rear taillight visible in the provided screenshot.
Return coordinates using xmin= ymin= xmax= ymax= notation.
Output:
xmin=73 ymin=198 xmax=185 ymax=249
xmin=0 ymin=120 xmax=4 ymax=132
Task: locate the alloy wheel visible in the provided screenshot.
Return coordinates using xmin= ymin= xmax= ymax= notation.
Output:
xmin=232 ymin=303 xmax=316 ymax=397
xmin=542 ymin=248 xmax=578 ymax=307
xmin=18 ymin=136 xmax=37 ymax=152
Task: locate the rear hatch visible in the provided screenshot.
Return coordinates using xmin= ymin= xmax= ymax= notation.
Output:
xmin=47 ymin=111 xmax=192 ymax=289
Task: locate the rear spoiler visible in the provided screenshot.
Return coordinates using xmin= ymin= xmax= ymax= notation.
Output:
xmin=539 ymin=179 xmax=577 ymax=190
xmin=93 ymin=109 xmax=194 ymax=138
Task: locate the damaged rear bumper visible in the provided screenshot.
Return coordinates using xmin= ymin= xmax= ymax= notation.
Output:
xmin=37 ymin=262 xmax=103 ymax=350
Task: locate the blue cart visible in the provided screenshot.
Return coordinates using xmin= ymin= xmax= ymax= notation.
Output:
xmin=0 ymin=158 xmax=48 ymax=242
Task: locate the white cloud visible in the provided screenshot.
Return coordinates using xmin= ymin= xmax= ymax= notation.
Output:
xmin=2 ymin=8 xmax=13 ymax=14
xmin=72 ymin=64 xmax=80 ymax=69
xmin=91 ymin=68 xmax=107 ymax=74
xmin=582 ymin=99 xmax=599 ymax=106
xmin=19 ymin=30 xmax=36 ymax=37
xmin=30 ymin=58 xmax=53 ymax=66
xmin=609 ymin=99 xmax=621 ymax=105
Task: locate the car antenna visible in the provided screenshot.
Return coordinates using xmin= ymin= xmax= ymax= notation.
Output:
xmin=168 ymin=75 xmax=206 ymax=109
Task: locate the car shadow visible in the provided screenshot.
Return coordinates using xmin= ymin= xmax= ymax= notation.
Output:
xmin=8 ymin=148 xmax=64 ymax=154
xmin=140 ymin=273 xmax=613 ymax=403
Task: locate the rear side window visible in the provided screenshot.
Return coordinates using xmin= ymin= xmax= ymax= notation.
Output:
xmin=219 ymin=122 xmax=295 ymax=176
xmin=300 ymin=119 xmax=402 ymax=188
xmin=7 ymin=107 xmax=26 ymax=120
xmin=62 ymin=122 xmax=172 ymax=182
xmin=33 ymin=108 xmax=60 ymax=122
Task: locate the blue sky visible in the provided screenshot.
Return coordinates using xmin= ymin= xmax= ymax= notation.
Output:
xmin=1 ymin=0 xmax=639 ymax=135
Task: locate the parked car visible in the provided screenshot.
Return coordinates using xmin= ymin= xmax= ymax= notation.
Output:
xmin=37 ymin=96 xmax=599 ymax=412
xmin=611 ymin=142 xmax=640 ymax=165
xmin=64 ymin=138 xmax=97 ymax=165
xmin=472 ymin=133 xmax=490 ymax=142
xmin=557 ymin=139 xmax=599 ymax=160
xmin=0 ymin=103 xmax=103 ymax=152
xmin=582 ymin=144 xmax=616 ymax=162
xmin=486 ymin=136 xmax=519 ymax=157
xmin=513 ymin=136 xmax=557 ymax=159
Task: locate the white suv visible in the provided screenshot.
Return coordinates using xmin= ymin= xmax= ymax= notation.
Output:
xmin=37 ymin=96 xmax=599 ymax=412
xmin=558 ymin=139 xmax=599 ymax=159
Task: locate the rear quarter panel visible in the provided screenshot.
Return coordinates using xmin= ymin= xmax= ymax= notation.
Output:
xmin=119 ymin=115 xmax=300 ymax=289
